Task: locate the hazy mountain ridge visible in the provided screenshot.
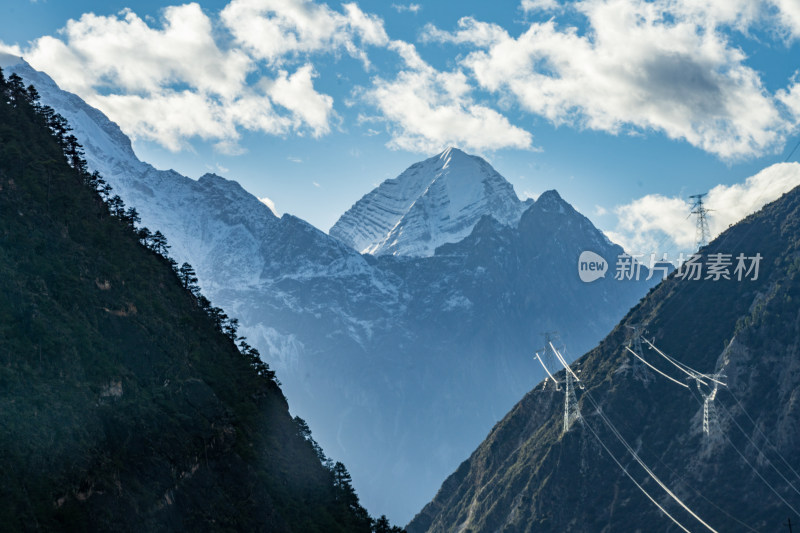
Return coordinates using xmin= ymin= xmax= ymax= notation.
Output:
xmin=9 ymin=56 xmax=657 ymax=522
xmin=408 ymin=185 xmax=800 ymax=532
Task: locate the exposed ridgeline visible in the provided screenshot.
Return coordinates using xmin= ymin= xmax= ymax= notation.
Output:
xmin=408 ymin=174 xmax=800 ymax=531
xmin=0 ymin=68 xmax=402 ymax=532
xmin=7 ymin=55 xmax=660 ymax=523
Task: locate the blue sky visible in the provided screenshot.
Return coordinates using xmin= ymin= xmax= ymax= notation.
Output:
xmin=3 ymin=0 xmax=800 ymax=259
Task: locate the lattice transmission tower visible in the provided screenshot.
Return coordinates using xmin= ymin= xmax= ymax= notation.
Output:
xmin=563 ymin=368 xmax=581 ymax=432
xmin=533 ymin=333 xmax=582 ymax=433
xmin=625 ymin=324 xmax=648 ymax=379
xmin=689 ymin=193 xmax=712 ymax=250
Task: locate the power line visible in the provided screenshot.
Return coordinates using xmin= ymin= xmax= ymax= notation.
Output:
xmin=533 ymin=336 xmax=581 ymax=433
xmin=582 ymin=417 xmax=693 ymax=533
xmin=722 ymin=388 xmax=800 ymax=484
xmin=641 ymin=337 xmax=726 ymax=387
xmin=597 ymin=395 xmax=760 ymax=532
xmin=625 ymin=324 xmax=648 ymax=379
xmin=784 ymin=138 xmax=800 ymax=162
xmin=551 ymin=352 xmax=719 ymax=532
xmin=685 ymin=383 xmax=800 ymax=517
xmin=584 ymin=393 xmax=720 ymax=533
xmin=715 ymin=399 xmax=800 ymax=498
xmin=624 ymin=346 xmax=688 ymax=389
xmin=640 ymin=337 xmax=800 ymax=507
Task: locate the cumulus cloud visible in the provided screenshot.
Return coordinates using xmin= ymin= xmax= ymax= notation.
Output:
xmin=424 ymin=0 xmax=800 ymax=159
xmin=392 ymin=3 xmax=421 ymax=14
xmin=771 ymin=0 xmax=800 ymax=38
xmin=12 ymin=1 xmax=382 ymax=152
xmin=8 ymin=0 xmax=800 ymax=161
xmin=220 ymin=0 xmax=388 ymax=67
xmin=606 ymin=195 xmax=697 ymax=255
xmin=520 ymin=0 xmax=559 ymax=12
xmin=0 ymin=44 xmax=24 ymax=61
xmin=259 ymin=196 xmax=279 ymax=215
xmin=360 ymin=40 xmax=534 ymax=153
xmin=421 ymin=17 xmax=509 ymax=47
xmin=607 ymin=162 xmax=800 ymax=255
xmin=266 ymin=64 xmax=334 ymax=137
xmin=778 ymin=77 xmax=800 ymax=121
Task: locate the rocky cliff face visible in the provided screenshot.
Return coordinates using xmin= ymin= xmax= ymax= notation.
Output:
xmin=408 ymin=184 xmax=800 ymax=532
xmin=9 ymin=56 xmax=658 ymax=523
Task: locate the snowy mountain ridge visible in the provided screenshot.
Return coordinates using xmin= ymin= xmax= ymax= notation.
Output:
xmin=6 ymin=58 xmax=384 ymax=285
xmin=8 ymin=55 xmax=658 ymax=524
xmin=330 ymin=147 xmax=527 ymax=257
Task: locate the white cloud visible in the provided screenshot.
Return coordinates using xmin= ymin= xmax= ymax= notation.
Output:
xmin=259 ymin=196 xmax=279 ymax=214
xmin=267 ymin=64 xmax=333 ymax=136
xmin=220 ymin=0 xmax=388 ymax=67
xmin=92 ymin=91 xmax=247 ymax=152
xmin=520 ymin=0 xmax=559 ymax=12
xmin=607 ymin=194 xmax=696 ymax=255
xmin=421 ymin=18 xmax=509 ymax=47
xmin=426 ymin=1 xmax=800 ymax=159
xmin=0 ymin=44 xmax=23 ymax=61
xmin=28 ymin=5 xmax=250 ymax=97
xmin=770 ymin=0 xmax=800 ymax=38
xmin=392 ymin=3 xmax=421 ymax=14
xmin=360 ymin=40 xmax=534 ymax=153
xmin=778 ymin=77 xmax=800 ymax=121
xmin=608 ymin=162 xmax=800 ymax=254
xmin=704 ymin=162 xmax=800 ymax=230
xmin=12 ymin=1 xmax=379 ymax=152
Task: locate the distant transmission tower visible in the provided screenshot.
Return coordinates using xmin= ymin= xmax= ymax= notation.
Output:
xmin=564 ymin=369 xmax=581 ymax=432
xmin=689 ymin=193 xmax=712 ymax=250
xmin=698 ymin=373 xmax=725 ymax=438
xmin=533 ymin=333 xmax=581 ymax=432
xmin=702 ymin=386 xmax=719 ymax=436
xmin=625 ymin=324 xmax=647 ymax=378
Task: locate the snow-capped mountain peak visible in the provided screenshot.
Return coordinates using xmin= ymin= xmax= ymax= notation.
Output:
xmin=330 ymin=146 xmax=526 ymax=257
xmin=8 ymin=59 xmax=657 ymax=523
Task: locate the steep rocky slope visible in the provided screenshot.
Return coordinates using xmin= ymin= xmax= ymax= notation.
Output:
xmin=0 ymin=67 xmax=375 ymax=532
xmin=6 ymin=55 xmax=658 ymax=522
xmin=408 ymin=173 xmax=800 ymax=532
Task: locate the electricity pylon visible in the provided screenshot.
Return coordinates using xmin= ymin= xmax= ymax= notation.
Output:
xmin=689 ymin=193 xmax=712 ymax=250
xmin=533 ymin=332 xmax=581 ymax=432
xmin=564 ymin=369 xmax=580 ymax=432
xmin=699 ymin=373 xmax=725 ymax=438
xmin=625 ymin=324 xmax=647 ymax=378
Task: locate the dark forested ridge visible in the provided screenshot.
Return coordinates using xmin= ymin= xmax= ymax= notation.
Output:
xmin=408 ymin=172 xmax=800 ymax=531
xmin=0 ymin=67 xmax=401 ymax=532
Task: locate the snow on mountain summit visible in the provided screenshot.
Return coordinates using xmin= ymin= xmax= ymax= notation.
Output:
xmin=330 ymin=147 xmax=526 ymax=257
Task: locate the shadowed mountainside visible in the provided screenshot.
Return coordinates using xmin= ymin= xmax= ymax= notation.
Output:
xmin=409 ymin=176 xmax=800 ymax=532
xmin=0 ymin=67 xmax=385 ymax=532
